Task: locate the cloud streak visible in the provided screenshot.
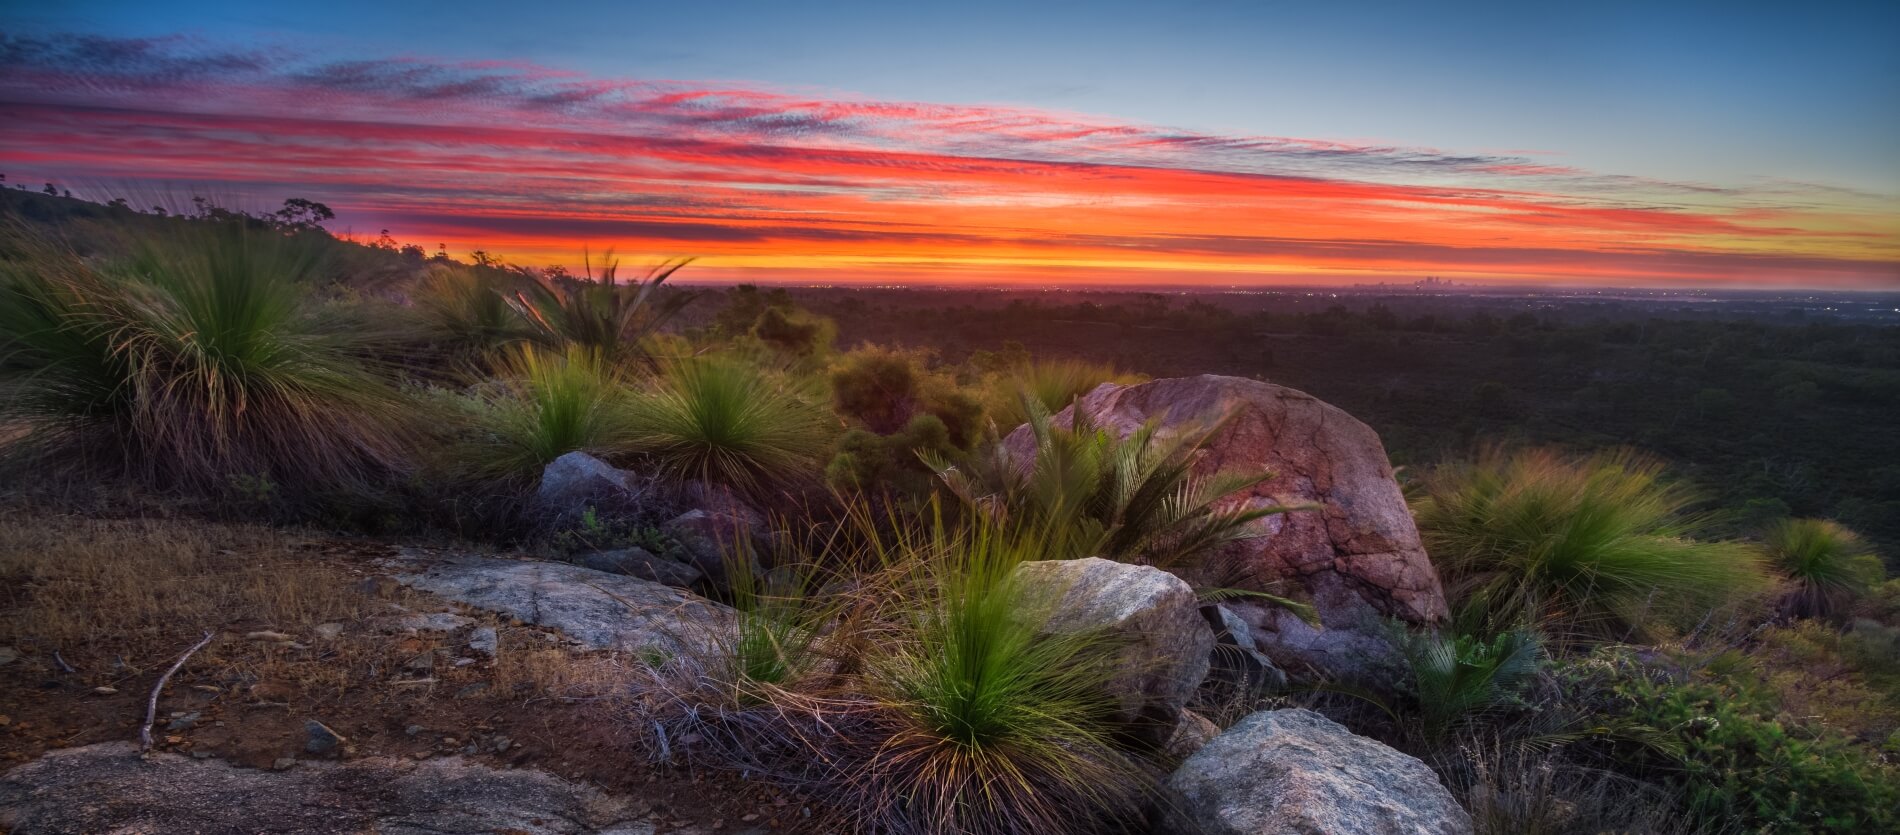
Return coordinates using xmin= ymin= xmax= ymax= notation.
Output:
xmin=1 ymin=33 xmax=1895 ymax=287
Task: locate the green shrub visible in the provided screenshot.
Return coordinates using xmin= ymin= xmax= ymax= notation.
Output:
xmin=931 ymin=397 xmax=1302 ymax=570
xmin=1579 ymin=651 xmax=1900 ymax=833
xmin=862 ymin=519 xmax=1152 ymax=835
xmin=450 ymin=345 xmax=637 ymax=483
xmin=827 ymin=415 xmax=956 ymax=496
xmin=832 ymin=346 xmax=985 ymax=447
xmin=0 ymin=225 xmax=413 ymax=493
xmin=627 ymin=357 xmax=831 ymax=495
xmin=503 ymin=256 xmax=694 ymax=367
xmin=1414 ymin=447 xmax=1768 ymax=643
xmin=412 ymin=264 xmax=527 ymax=361
xmin=1398 ymin=627 xmax=1543 ymax=745
xmin=1766 ymin=518 xmax=1885 ymax=621
xmin=983 ymin=358 xmax=1136 ymax=432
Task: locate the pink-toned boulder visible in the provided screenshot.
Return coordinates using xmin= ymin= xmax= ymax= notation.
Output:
xmin=1003 ymin=375 xmax=1448 ymax=674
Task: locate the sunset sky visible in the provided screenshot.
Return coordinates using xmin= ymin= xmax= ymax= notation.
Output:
xmin=3 ymin=1 xmax=1897 ymax=288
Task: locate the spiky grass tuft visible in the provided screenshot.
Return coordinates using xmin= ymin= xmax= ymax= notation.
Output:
xmin=1764 ymin=518 xmax=1884 ymax=621
xmin=451 ymin=345 xmax=638 ymax=483
xmin=1414 ymin=447 xmax=1769 ymax=643
xmin=983 ymin=358 xmax=1137 ymax=432
xmin=0 ymin=225 xmax=413 ymax=493
xmin=627 ymin=357 xmax=832 ymax=496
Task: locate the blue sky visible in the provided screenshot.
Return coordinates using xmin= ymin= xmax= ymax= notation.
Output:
xmin=13 ymin=0 xmax=1897 ymax=192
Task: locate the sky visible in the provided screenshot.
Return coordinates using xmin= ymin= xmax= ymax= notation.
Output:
xmin=2 ymin=1 xmax=1897 ymax=288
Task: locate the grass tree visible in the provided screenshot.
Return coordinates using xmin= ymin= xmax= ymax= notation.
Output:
xmin=1413 ymin=447 xmax=1769 ymax=644
xmin=451 ymin=345 xmax=639 ymax=483
xmin=626 ymin=357 xmax=833 ymax=497
xmin=504 ymin=255 xmax=695 ymax=368
xmin=0 ymin=225 xmax=413 ymax=493
xmin=1764 ymin=518 xmax=1884 ymax=621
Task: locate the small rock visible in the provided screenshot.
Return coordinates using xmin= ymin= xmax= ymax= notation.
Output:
xmin=412 ymin=751 xmax=432 ymax=760
xmin=491 ymin=735 xmax=511 ymax=753
xmin=575 ymin=548 xmax=703 ymax=589
xmin=272 ymin=757 xmax=296 ymax=770
xmin=0 ymin=714 xmax=11 ymax=726
xmin=1163 ymin=710 xmax=1222 ymax=761
xmin=357 ymin=575 xmax=401 ymax=597
xmin=0 ymin=646 xmax=17 ymax=666
xmin=91 ymin=686 xmax=118 ymax=696
xmin=454 ymin=682 xmax=491 ymax=699
xmin=313 ymin=623 xmax=345 ymax=640
xmin=304 ymin=720 xmax=346 ymax=756
xmin=454 ymin=657 xmax=477 ymax=667
xmin=405 ymin=725 xmax=424 ymax=736
xmin=190 ymin=751 xmax=214 ymax=760
xmin=467 ymin=626 xmax=498 ymax=658
xmin=166 ymin=711 xmax=202 ymax=731
xmin=245 ymin=631 xmax=294 ymax=643
xmin=397 ymin=612 xmax=474 ymax=633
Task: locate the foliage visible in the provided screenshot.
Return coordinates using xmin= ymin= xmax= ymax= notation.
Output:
xmin=1765 ymin=518 xmax=1885 ymax=621
xmin=982 ymin=358 xmax=1136 ymax=432
xmin=412 ymin=264 xmax=528 ymax=362
xmin=1413 ymin=447 xmax=1769 ymax=643
xmin=0 ymin=224 xmax=412 ymax=493
xmin=449 ymin=345 xmax=638 ymax=484
xmin=861 ymin=518 xmax=1152 ymax=835
xmin=504 ymin=255 xmax=695 ymax=367
xmin=1577 ymin=650 xmax=1900 ymax=834
xmin=827 ymin=414 xmax=958 ymax=496
xmin=1397 ymin=627 xmax=1544 ymax=744
xmin=930 ymin=397 xmax=1302 ymax=570
xmin=626 ymin=357 xmax=832 ymax=496
xmin=832 ymin=346 xmax=984 ymax=447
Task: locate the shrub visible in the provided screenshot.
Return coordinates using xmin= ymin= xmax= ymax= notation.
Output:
xmin=1398 ymin=627 xmax=1543 ymax=745
xmin=412 ymin=264 xmax=527 ymax=362
xmin=627 ymin=357 xmax=832 ymax=495
xmin=983 ymin=358 xmax=1136 ymax=432
xmin=860 ymin=519 xmax=1153 ymax=835
xmin=1765 ymin=518 xmax=1885 ymax=621
xmin=1413 ymin=447 xmax=1768 ymax=643
xmin=0 ymin=225 xmax=412 ymax=493
xmin=504 ymin=256 xmax=694 ymax=367
xmin=832 ymin=346 xmax=985 ymax=447
xmin=449 ymin=345 xmax=637 ymax=484
xmin=827 ymin=414 xmax=957 ymax=496
xmin=1578 ymin=650 xmax=1900 ymax=833
xmin=931 ymin=397 xmax=1302 ymax=570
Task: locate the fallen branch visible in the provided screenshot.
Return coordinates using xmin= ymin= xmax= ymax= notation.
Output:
xmin=140 ymin=630 xmax=215 ymax=752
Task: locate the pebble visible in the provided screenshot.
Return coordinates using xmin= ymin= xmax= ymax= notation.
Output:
xmin=166 ymin=711 xmax=202 ymax=731
xmin=272 ymin=757 xmax=297 ymax=770
xmin=405 ymin=724 xmax=424 ymax=736
xmin=453 ymin=682 xmax=490 ymax=699
xmin=313 ymin=623 xmax=345 ymax=641
xmin=91 ymin=686 xmax=118 ymax=696
xmin=0 ymin=646 xmax=17 ymax=666
xmin=191 ymin=751 xmax=214 ymax=759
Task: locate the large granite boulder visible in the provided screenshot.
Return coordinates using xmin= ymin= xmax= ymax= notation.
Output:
xmin=534 ymin=451 xmax=641 ymax=513
xmin=1004 ymin=375 xmax=1449 ymax=674
xmin=1011 ymin=557 xmax=1213 ymax=743
xmin=0 ymin=742 xmax=651 ymax=834
xmin=1163 ymin=709 xmax=1472 ymax=835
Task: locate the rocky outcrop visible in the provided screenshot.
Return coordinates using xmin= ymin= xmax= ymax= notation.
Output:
xmin=1004 ymin=375 xmax=1448 ymax=674
xmin=1011 ymin=557 xmax=1213 ymax=742
xmin=1163 ymin=709 xmax=1471 ymax=835
xmin=391 ymin=551 xmax=733 ymax=657
xmin=0 ymin=742 xmax=652 ymax=834
xmin=575 ymin=547 xmax=703 ymax=589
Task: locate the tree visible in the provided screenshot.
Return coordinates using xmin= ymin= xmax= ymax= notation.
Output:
xmin=272 ymin=198 xmax=335 ymax=231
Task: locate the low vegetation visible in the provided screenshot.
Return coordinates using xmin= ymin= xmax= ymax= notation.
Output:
xmin=2 ymin=189 xmax=1895 ymax=834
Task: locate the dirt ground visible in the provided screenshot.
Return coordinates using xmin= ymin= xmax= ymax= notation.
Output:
xmin=0 ymin=511 xmax=823 ymax=833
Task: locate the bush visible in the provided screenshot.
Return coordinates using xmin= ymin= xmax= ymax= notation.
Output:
xmin=931 ymin=397 xmax=1302 ymax=571
xmin=1576 ymin=650 xmax=1900 ymax=833
xmin=1765 ymin=518 xmax=1885 ymax=621
xmin=860 ymin=520 xmax=1153 ymax=835
xmin=448 ymin=345 xmax=637 ymax=484
xmin=0 ymin=225 xmax=413 ymax=494
xmin=411 ymin=264 xmax=527 ymax=362
xmin=983 ymin=358 xmax=1135 ymax=432
xmin=503 ymin=256 xmax=694 ymax=367
xmin=1413 ymin=447 xmax=1768 ymax=643
xmin=1397 ymin=627 xmax=1543 ymax=745
xmin=627 ymin=357 xmax=832 ymax=496
xmin=832 ymin=346 xmax=985 ymax=447
xmin=827 ymin=415 xmax=957 ymax=496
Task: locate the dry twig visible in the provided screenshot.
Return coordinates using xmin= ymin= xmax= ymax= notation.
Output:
xmin=139 ymin=630 xmax=215 ymax=751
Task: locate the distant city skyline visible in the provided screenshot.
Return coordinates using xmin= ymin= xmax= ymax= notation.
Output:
xmin=3 ymin=1 xmax=1896 ymax=288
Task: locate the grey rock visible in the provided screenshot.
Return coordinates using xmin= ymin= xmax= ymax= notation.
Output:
xmin=576 ymin=548 xmax=703 ymax=589
xmin=396 ymin=612 xmax=475 ymax=633
xmin=1204 ymin=604 xmax=1289 ymax=693
xmin=1162 ymin=710 xmax=1221 ymax=761
xmin=662 ymin=510 xmax=761 ymax=591
xmin=467 ymin=626 xmax=498 ymax=658
xmin=0 ymin=647 xmax=17 ymax=667
xmin=165 ymin=712 xmax=201 ymax=732
xmin=304 ymin=720 xmax=345 ymax=756
xmin=0 ymin=742 xmax=650 ymax=834
xmin=1011 ymin=557 xmax=1213 ymax=742
xmin=272 ymin=757 xmax=296 ymax=770
xmin=1163 ymin=708 xmax=1472 ymax=835
xmin=535 ymin=451 xmax=639 ymax=512
xmin=314 ymin=623 xmax=345 ymax=641
xmin=391 ymin=553 xmax=734 ymax=656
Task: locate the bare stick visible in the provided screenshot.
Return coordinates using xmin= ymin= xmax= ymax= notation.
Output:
xmin=140 ymin=630 xmax=215 ymax=751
